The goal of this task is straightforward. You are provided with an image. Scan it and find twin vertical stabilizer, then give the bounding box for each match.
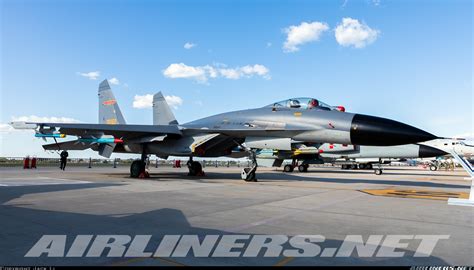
[98,80,126,125]
[153,92,178,125]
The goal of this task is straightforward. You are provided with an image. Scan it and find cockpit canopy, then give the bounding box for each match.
[266,97,334,111]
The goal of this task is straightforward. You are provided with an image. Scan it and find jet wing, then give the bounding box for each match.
[16,122,183,140]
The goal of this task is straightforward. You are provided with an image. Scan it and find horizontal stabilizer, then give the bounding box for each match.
[42,140,95,151]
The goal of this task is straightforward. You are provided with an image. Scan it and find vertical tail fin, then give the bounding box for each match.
[98,79,126,125]
[153,92,178,125]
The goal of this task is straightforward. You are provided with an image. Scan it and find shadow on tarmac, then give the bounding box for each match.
[119,170,471,190]
[0,183,450,266]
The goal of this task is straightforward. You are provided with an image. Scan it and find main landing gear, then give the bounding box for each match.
[341,163,382,175]
[241,150,257,182]
[130,148,149,178]
[187,156,205,176]
[283,159,309,173]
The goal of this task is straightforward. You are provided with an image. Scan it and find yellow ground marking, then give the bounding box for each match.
[274,256,294,266]
[293,112,302,117]
[360,189,469,201]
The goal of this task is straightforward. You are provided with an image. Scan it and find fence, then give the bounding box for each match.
[0,157,250,169]
[2,157,451,169]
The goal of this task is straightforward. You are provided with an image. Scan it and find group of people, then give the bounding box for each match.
[23,150,69,170]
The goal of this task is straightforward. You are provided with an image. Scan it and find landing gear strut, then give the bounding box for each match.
[241,150,257,182]
[374,159,383,175]
[130,148,148,178]
[187,156,205,176]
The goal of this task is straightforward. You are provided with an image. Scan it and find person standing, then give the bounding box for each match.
[60,150,69,171]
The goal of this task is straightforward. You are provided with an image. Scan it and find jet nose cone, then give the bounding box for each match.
[350,114,437,146]
[418,145,448,158]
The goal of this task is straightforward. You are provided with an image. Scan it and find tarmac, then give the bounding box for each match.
[0,165,473,266]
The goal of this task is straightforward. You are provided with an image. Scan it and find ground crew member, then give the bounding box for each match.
[60,150,69,171]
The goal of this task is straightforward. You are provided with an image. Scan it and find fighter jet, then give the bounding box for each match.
[11,80,438,181]
[254,142,449,175]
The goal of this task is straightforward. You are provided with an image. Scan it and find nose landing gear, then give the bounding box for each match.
[241,150,258,182]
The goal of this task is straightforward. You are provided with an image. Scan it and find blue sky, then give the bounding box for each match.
[1,0,472,158]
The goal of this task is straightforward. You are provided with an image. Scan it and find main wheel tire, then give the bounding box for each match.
[284,164,294,172]
[298,164,307,172]
[429,165,437,171]
[366,163,373,170]
[130,160,146,178]
[189,161,202,176]
[304,164,309,172]
[351,164,358,170]
[242,168,256,181]
[374,169,383,175]
[359,164,366,170]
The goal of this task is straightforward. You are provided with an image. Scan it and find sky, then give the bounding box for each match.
[0,0,472,158]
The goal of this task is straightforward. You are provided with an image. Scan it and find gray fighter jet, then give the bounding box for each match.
[11,80,438,181]
[254,142,448,175]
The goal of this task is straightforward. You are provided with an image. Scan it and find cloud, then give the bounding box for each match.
[109,77,120,85]
[133,94,154,109]
[77,71,100,80]
[184,42,197,49]
[372,0,381,6]
[335,18,379,48]
[133,94,183,109]
[165,95,183,109]
[283,21,329,52]
[163,63,209,82]
[0,123,15,133]
[266,42,272,48]
[163,63,270,83]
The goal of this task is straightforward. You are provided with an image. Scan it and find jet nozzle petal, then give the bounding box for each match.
[350,114,437,146]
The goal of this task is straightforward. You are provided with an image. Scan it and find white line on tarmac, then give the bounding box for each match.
[0,176,91,186]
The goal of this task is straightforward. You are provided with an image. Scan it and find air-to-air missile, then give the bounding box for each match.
[78,137,124,144]
[34,133,66,138]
